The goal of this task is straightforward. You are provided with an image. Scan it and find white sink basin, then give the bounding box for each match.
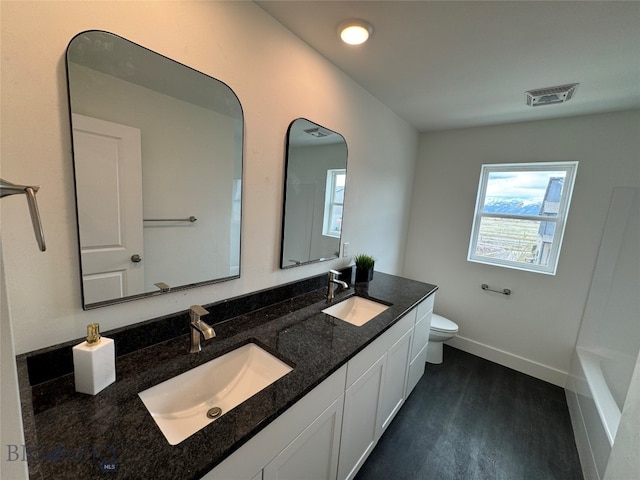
[322,296,390,327]
[139,343,293,445]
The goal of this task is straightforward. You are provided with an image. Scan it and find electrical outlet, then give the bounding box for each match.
[342,242,350,257]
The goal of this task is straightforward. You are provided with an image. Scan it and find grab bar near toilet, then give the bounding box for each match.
[481,283,511,295]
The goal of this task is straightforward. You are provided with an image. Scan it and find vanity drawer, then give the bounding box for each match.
[416,294,435,320]
[411,311,431,361]
[346,312,414,388]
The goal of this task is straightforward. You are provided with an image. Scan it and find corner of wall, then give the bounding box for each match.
[0,241,29,480]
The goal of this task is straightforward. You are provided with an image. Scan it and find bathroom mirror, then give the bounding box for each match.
[66,31,243,309]
[280,118,347,268]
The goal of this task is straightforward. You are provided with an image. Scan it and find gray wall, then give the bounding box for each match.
[404,110,640,385]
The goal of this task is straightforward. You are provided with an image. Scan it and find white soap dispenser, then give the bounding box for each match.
[72,323,115,395]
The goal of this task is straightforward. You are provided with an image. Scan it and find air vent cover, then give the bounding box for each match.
[526,83,579,107]
[304,127,331,138]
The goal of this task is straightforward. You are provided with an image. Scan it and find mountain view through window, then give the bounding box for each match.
[468,162,578,274]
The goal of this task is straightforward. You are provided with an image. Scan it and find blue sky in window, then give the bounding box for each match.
[486,171,566,200]
[484,171,567,215]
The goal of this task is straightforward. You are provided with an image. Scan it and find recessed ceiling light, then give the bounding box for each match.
[338,19,373,45]
[526,83,579,107]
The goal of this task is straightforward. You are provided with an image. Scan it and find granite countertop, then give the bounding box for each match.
[17,272,437,480]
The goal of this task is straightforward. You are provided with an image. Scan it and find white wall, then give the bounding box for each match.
[404,110,640,385]
[0,1,418,355]
[0,241,29,480]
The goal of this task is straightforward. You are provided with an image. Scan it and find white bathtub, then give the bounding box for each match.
[566,346,638,480]
[566,188,640,480]
[575,349,622,437]
[566,350,615,480]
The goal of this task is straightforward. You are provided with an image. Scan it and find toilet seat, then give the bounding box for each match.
[430,313,458,334]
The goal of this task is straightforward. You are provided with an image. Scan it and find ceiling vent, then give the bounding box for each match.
[304,127,331,138]
[526,83,579,107]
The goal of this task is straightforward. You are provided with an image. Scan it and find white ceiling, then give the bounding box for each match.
[257,1,640,132]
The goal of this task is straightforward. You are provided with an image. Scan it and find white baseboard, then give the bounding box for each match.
[446,335,568,387]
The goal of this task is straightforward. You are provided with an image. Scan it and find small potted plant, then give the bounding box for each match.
[354,253,375,283]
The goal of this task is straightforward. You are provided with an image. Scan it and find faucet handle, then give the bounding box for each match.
[329,269,341,277]
[189,305,209,321]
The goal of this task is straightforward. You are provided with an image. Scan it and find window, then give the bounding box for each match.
[323,169,345,238]
[468,162,578,275]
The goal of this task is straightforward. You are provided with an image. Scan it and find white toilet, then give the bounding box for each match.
[426,313,459,364]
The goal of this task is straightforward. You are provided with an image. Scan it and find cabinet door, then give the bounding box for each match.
[411,312,431,361]
[378,328,412,433]
[338,354,386,480]
[406,343,428,397]
[264,394,344,480]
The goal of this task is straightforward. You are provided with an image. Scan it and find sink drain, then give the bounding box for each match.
[207,407,222,419]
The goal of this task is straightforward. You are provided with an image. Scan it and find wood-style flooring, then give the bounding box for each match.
[355,345,583,480]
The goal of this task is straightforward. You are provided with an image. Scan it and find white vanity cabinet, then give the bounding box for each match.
[338,354,386,480]
[263,393,344,480]
[406,294,434,397]
[337,312,414,480]
[380,327,413,432]
[204,365,347,480]
[204,293,436,480]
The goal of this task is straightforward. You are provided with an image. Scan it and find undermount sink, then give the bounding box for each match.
[138,343,293,445]
[322,296,390,327]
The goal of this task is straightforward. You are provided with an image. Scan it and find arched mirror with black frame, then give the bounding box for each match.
[66,30,243,309]
[280,118,348,269]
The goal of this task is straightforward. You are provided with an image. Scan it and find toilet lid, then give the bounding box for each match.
[431,313,458,334]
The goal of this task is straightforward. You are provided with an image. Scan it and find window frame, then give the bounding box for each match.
[322,168,345,238]
[467,161,578,275]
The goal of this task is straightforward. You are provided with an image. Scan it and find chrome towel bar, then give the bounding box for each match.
[143,216,197,223]
[481,283,511,295]
[0,178,46,251]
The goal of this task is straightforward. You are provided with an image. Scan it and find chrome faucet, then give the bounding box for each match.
[189,305,215,353]
[327,269,349,302]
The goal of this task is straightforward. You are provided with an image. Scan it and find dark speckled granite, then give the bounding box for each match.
[17,272,437,480]
[25,268,353,387]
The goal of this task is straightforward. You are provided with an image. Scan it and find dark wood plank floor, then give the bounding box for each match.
[355,346,583,480]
